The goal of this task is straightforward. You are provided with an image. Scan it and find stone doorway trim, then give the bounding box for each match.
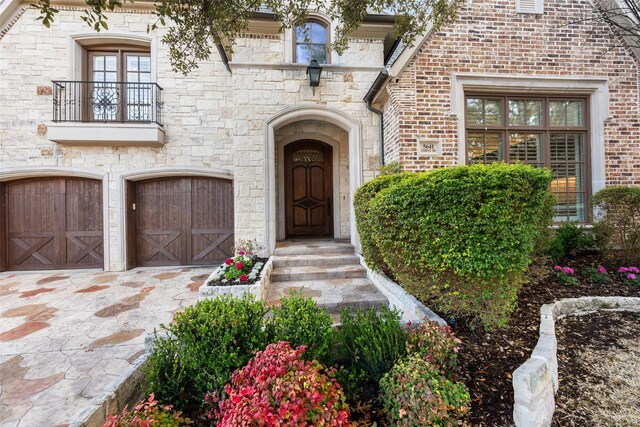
[278,134,342,241]
[265,105,362,255]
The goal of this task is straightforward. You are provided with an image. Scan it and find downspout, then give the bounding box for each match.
[215,42,231,73]
[363,68,389,166]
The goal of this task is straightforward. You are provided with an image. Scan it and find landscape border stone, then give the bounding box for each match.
[70,352,149,427]
[513,296,640,427]
[357,254,446,325]
[198,257,273,301]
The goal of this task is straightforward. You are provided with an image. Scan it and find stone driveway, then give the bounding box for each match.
[0,268,210,427]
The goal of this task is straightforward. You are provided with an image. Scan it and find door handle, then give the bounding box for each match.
[326,197,331,216]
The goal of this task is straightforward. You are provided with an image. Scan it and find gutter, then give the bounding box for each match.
[363,68,389,166]
[215,42,231,73]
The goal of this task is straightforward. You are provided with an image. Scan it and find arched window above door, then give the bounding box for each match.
[294,20,329,64]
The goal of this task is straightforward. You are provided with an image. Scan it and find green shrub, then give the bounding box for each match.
[354,173,411,271]
[379,160,402,176]
[265,293,333,363]
[144,294,268,412]
[547,221,597,261]
[592,186,640,262]
[369,163,553,329]
[405,321,461,372]
[379,355,470,427]
[333,307,406,393]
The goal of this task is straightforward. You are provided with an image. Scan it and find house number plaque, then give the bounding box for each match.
[418,139,441,156]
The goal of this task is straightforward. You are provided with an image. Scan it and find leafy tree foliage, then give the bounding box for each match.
[34,0,457,74]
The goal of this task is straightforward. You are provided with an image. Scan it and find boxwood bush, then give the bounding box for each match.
[353,172,411,271]
[144,294,268,412]
[366,163,553,329]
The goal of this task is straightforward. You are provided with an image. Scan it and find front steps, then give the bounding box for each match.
[266,240,388,315]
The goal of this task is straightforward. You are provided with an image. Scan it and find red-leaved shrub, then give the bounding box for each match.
[215,341,350,426]
[103,393,191,427]
[405,321,461,371]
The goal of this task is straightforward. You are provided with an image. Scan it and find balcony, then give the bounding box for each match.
[48,81,165,146]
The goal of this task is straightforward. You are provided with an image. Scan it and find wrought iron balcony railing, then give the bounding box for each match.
[52,81,163,126]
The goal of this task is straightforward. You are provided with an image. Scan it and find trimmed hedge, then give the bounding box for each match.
[353,172,411,271]
[592,185,640,262]
[360,163,552,329]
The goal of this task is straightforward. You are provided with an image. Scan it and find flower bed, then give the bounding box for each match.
[137,294,469,427]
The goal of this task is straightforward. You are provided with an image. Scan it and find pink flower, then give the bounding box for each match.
[597,265,607,274]
[619,267,629,273]
[628,273,637,280]
[238,250,245,255]
[225,258,234,265]
[553,265,562,271]
[562,267,575,275]
[239,275,248,282]
[235,262,244,270]
[628,266,640,274]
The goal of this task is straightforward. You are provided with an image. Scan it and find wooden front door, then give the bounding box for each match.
[285,141,333,237]
[131,177,234,267]
[3,177,104,271]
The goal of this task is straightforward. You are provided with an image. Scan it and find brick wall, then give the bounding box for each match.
[383,0,640,185]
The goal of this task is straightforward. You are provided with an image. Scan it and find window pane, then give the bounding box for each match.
[127,56,138,71]
[311,22,327,43]
[466,132,503,164]
[296,44,311,63]
[566,101,583,126]
[93,56,104,71]
[93,71,103,82]
[127,72,139,83]
[105,72,117,82]
[139,73,151,83]
[549,100,565,126]
[140,56,151,72]
[311,44,327,63]
[526,100,542,126]
[296,24,310,42]
[466,98,483,125]
[550,133,585,221]
[105,55,117,71]
[509,100,526,126]
[484,99,502,125]
[509,133,543,165]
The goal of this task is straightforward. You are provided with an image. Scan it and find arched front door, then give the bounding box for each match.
[284,140,333,237]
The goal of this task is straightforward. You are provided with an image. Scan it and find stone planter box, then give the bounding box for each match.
[199,257,273,301]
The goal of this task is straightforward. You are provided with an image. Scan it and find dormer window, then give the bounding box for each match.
[295,20,329,64]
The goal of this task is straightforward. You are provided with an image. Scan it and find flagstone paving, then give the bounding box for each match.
[0,268,209,427]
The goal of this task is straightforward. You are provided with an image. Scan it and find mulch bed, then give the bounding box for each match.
[552,310,640,426]
[447,254,640,426]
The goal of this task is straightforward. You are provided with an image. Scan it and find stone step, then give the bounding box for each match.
[266,278,388,315]
[274,241,355,256]
[270,264,367,282]
[273,254,361,268]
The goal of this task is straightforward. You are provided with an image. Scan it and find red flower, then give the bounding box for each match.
[239,275,248,282]
[235,262,244,269]
[225,258,233,265]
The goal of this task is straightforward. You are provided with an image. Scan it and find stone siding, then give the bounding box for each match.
[0,7,383,270]
[383,0,640,186]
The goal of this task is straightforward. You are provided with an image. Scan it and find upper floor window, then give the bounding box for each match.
[295,20,329,64]
[465,94,590,223]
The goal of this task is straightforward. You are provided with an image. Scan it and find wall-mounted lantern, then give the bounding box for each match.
[306,59,323,93]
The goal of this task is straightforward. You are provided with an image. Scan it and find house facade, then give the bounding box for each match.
[1,0,638,272]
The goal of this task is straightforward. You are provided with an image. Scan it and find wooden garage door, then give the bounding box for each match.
[132,177,234,267]
[3,177,103,271]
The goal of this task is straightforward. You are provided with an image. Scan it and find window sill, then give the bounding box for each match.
[48,122,165,147]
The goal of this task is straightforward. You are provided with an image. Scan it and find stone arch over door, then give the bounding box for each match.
[264,105,362,255]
